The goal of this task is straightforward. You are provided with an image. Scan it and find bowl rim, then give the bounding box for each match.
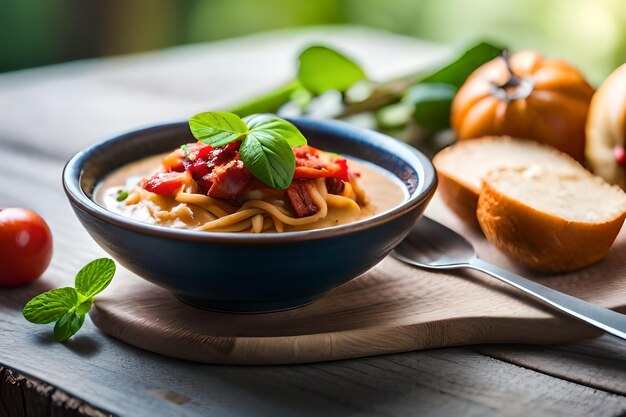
[63,117,437,243]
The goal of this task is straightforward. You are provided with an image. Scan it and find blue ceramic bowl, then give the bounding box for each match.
[63,118,437,312]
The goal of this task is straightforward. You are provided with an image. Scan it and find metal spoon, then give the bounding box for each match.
[392,216,626,340]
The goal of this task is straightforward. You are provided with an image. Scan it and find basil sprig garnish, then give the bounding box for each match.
[23,258,116,342]
[188,112,306,190]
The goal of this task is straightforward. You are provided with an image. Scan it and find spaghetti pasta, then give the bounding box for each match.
[97,143,406,233]
[168,178,333,232]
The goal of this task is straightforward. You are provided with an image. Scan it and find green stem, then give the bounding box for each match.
[231,71,426,120]
[229,80,301,117]
[338,75,419,117]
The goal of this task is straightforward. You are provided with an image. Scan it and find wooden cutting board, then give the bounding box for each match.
[90,196,626,364]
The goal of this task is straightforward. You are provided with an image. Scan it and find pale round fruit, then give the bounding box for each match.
[585,64,626,190]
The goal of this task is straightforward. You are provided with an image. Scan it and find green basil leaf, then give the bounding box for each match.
[54,311,85,342]
[243,114,307,147]
[406,83,457,133]
[189,112,248,147]
[23,287,78,324]
[240,133,295,190]
[75,258,116,298]
[421,41,503,88]
[298,45,366,95]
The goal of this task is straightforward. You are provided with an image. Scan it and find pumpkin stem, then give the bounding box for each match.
[499,49,520,89]
[490,49,534,102]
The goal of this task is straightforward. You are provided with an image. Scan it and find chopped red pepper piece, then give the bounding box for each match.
[161,149,186,172]
[194,143,215,161]
[293,145,350,182]
[142,172,188,196]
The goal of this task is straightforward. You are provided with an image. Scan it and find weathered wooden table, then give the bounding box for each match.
[0,27,624,417]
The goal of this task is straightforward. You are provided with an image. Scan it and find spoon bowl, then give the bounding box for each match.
[393,216,475,267]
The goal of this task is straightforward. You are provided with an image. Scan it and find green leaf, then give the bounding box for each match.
[75,258,116,298]
[406,83,458,133]
[116,189,128,202]
[230,80,301,117]
[54,311,85,342]
[243,114,307,147]
[298,45,366,95]
[189,112,248,147]
[76,298,93,316]
[290,87,313,110]
[421,41,503,88]
[377,102,413,129]
[23,287,78,324]
[240,132,295,190]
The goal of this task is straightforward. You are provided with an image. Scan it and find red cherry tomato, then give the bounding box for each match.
[0,208,53,287]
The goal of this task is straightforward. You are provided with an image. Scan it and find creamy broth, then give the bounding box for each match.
[95,153,407,232]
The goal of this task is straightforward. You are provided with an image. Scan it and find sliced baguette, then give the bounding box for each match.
[477,167,626,272]
[433,136,587,225]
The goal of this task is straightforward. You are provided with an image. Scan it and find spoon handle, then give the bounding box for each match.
[468,258,626,340]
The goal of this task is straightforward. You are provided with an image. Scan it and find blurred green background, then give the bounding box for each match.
[2,0,624,83]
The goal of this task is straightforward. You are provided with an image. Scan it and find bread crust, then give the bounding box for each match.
[436,169,480,227]
[477,171,626,272]
[434,136,585,228]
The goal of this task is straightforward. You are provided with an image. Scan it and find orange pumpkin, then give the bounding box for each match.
[451,50,594,162]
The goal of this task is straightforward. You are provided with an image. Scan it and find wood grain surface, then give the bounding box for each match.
[0,27,625,417]
[475,335,626,396]
[89,196,626,364]
[0,366,112,417]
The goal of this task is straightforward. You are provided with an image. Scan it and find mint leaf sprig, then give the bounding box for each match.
[188,112,307,190]
[23,258,116,342]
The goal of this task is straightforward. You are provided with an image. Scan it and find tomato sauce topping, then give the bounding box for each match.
[142,142,352,215]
